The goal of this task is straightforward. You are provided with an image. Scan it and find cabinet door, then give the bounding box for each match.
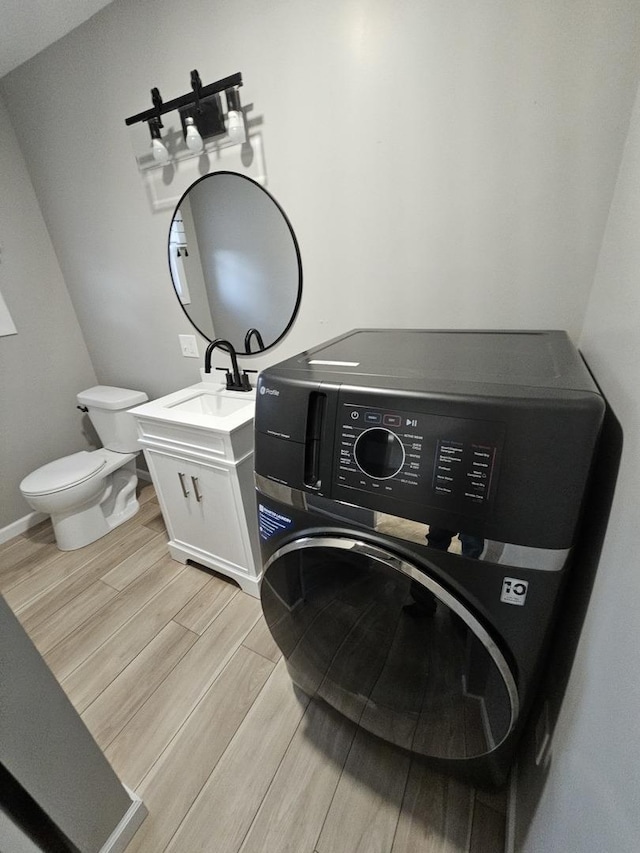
[147,450,248,569]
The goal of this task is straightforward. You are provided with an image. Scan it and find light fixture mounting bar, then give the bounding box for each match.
[124,72,243,127]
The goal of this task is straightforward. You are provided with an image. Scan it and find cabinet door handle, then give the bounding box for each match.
[178,472,190,498]
[191,476,203,503]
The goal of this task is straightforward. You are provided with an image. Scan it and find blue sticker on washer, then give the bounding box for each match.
[258,504,294,540]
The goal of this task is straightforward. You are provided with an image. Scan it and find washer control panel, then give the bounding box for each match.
[335,401,504,515]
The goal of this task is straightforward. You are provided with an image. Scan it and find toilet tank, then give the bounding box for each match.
[77,386,148,453]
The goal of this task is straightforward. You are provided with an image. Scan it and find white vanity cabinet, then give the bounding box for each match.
[145,451,249,569]
[130,384,261,597]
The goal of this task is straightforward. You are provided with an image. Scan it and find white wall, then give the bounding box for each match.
[0,93,97,531]
[2,0,640,404]
[517,78,640,853]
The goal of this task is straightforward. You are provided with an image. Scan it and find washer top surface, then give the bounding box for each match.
[282,329,598,396]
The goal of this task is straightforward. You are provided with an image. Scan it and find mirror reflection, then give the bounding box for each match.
[168,171,302,354]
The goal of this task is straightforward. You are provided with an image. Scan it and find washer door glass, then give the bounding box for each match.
[261,535,518,760]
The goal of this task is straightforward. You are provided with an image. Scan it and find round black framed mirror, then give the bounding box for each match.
[168,171,302,354]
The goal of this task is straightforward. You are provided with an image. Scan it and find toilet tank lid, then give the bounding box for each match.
[77,386,148,410]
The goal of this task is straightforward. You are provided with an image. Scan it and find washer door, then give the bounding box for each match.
[261,534,519,760]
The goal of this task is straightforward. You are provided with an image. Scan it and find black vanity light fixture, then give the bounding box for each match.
[125,70,245,164]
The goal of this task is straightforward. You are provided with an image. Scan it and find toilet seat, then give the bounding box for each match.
[20,452,107,496]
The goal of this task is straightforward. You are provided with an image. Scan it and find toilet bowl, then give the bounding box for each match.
[19,386,148,551]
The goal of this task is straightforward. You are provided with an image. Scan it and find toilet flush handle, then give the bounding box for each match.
[77,405,89,413]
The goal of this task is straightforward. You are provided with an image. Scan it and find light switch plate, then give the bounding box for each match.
[179,334,199,358]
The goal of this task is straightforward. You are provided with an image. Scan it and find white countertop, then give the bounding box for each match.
[129,382,256,434]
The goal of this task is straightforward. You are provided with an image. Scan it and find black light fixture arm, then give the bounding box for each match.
[191,70,202,114]
[151,87,163,117]
[124,71,243,127]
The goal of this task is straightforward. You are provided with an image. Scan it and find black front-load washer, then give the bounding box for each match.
[254,329,604,787]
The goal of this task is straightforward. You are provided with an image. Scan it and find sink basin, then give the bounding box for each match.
[128,381,255,435]
[167,392,252,417]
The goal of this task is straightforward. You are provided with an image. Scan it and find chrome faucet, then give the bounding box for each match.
[204,338,253,391]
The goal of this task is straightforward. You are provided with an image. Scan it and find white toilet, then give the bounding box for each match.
[20,386,148,551]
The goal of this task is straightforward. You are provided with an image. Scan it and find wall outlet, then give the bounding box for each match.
[179,334,199,358]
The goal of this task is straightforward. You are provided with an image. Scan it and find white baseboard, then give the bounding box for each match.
[0,511,48,545]
[505,763,517,853]
[99,786,147,853]
[136,467,152,483]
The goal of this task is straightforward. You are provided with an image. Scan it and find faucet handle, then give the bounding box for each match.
[241,369,257,390]
[215,367,233,389]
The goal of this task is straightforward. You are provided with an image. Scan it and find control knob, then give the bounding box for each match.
[353,427,405,479]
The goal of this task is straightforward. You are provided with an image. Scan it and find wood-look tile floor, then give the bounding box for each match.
[0,484,507,853]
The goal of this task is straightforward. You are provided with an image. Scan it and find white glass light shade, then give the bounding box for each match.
[185,116,204,153]
[151,137,170,164]
[226,110,246,145]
